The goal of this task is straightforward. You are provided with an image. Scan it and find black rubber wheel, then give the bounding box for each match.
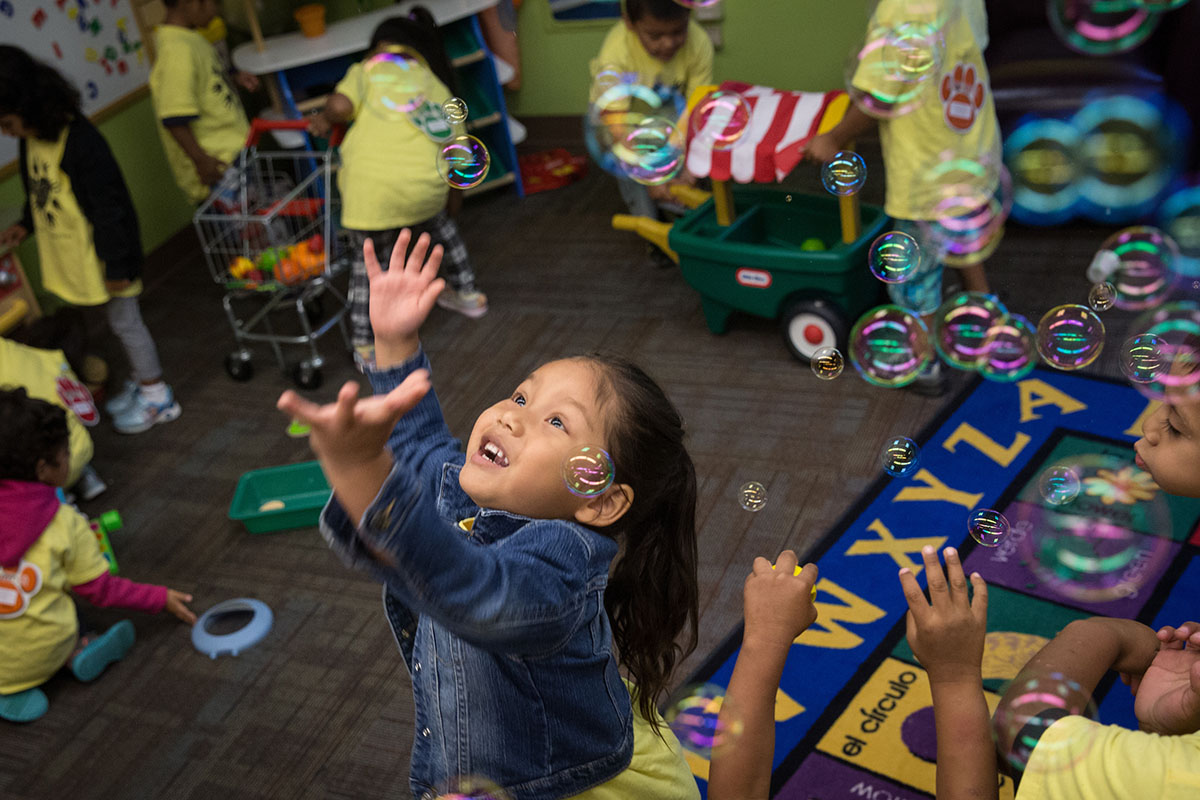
[292,362,323,390]
[779,297,849,363]
[224,353,254,382]
[302,296,324,327]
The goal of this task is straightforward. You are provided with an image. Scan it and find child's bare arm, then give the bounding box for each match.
[309,92,354,137]
[806,104,877,164]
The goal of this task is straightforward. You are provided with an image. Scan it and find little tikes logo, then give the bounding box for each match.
[56,375,99,426]
[735,268,772,288]
[941,62,985,133]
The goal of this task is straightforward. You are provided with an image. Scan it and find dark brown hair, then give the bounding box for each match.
[0,387,69,481]
[0,46,80,140]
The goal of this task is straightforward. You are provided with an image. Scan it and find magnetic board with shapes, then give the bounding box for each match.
[0,0,150,176]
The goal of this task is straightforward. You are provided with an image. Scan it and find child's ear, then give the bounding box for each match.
[33,457,53,484]
[575,484,634,528]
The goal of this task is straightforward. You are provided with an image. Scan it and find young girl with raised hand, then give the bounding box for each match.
[278,231,702,799]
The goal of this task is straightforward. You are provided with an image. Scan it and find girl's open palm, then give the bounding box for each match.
[365,230,445,346]
[1133,625,1200,735]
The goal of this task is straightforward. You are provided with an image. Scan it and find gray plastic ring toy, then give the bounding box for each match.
[191,598,273,659]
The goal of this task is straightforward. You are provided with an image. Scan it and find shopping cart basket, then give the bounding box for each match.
[194,118,350,389]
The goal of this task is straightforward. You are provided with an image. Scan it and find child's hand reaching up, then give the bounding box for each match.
[899,545,988,685]
[364,229,445,368]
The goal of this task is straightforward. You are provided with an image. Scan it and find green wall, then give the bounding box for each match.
[509,0,869,117]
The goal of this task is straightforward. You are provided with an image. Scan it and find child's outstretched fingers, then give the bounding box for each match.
[921,545,950,609]
[387,228,414,273]
[277,389,324,424]
[1158,622,1200,649]
[166,589,197,626]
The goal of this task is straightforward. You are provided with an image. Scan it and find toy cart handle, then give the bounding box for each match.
[245,117,346,148]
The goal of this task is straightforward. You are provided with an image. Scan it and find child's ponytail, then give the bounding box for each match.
[369,7,459,96]
[585,354,700,729]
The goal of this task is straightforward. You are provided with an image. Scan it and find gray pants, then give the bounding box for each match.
[105,296,162,383]
[617,176,659,219]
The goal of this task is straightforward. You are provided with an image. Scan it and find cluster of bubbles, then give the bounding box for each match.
[434,776,513,800]
[992,672,1099,774]
[821,151,868,196]
[665,683,744,759]
[738,481,768,512]
[561,446,615,497]
[882,436,921,477]
[968,508,1010,547]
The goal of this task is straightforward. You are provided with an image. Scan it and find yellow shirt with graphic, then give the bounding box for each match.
[334,61,455,230]
[0,504,110,694]
[150,24,249,203]
[1018,716,1200,800]
[24,129,143,306]
[591,19,714,106]
[852,0,999,221]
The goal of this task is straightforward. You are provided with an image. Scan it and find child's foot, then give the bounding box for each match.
[0,687,49,723]
[111,384,182,434]
[436,287,489,319]
[73,464,108,501]
[70,620,135,683]
[103,379,139,416]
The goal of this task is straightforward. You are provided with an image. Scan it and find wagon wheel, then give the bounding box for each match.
[780,297,848,363]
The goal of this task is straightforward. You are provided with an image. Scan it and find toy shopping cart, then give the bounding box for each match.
[194,118,349,389]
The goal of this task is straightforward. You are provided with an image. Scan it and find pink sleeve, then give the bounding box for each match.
[71,572,168,614]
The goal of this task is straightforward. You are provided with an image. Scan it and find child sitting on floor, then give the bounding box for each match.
[0,388,196,724]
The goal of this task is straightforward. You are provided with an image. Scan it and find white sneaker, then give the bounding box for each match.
[436,287,489,319]
[112,386,182,434]
[74,465,108,501]
[104,380,139,415]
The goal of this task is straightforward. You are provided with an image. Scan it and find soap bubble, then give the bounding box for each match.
[562,446,614,497]
[1121,333,1168,384]
[844,13,945,119]
[1088,281,1116,312]
[586,81,685,185]
[434,776,512,800]
[1048,0,1158,56]
[868,231,921,284]
[689,90,751,151]
[933,292,1009,370]
[916,153,1012,267]
[666,683,744,759]
[1039,467,1081,506]
[1134,0,1191,8]
[977,313,1038,383]
[1036,304,1106,371]
[442,97,468,123]
[613,116,685,186]
[1157,185,1200,293]
[1126,303,1200,403]
[850,305,933,387]
[992,672,1099,775]
[738,481,767,512]
[822,151,867,196]
[1093,226,1180,311]
[811,346,845,381]
[363,49,428,118]
[672,0,722,7]
[882,436,921,477]
[588,63,628,103]
[437,135,490,189]
[969,508,1009,547]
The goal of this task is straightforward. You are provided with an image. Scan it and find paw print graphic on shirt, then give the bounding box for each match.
[0,561,43,619]
[941,62,985,133]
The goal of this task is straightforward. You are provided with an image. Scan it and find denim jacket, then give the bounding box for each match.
[320,349,634,800]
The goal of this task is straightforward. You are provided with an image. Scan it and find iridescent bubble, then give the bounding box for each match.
[588,63,627,104]
[882,436,921,477]
[434,775,513,800]
[1048,0,1158,55]
[881,21,941,81]
[689,90,751,151]
[585,81,683,184]
[1126,302,1200,403]
[738,481,767,512]
[1157,184,1200,292]
[672,0,723,7]
[1121,333,1167,384]
[1036,304,1106,371]
[562,446,615,497]
[868,231,921,284]
[613,115,685,186]
[844,13,946,119]
[1088,281,1116,312]
[916,153,1012,267]
[1038,466,1081,506]
[934,291,1009,370]
[437,135,490,189]
[977,313,1038,383]
[442,96,468,123]
[811,346,845,381]
[822,151,867,196]
[1094,226,1180,311]
[849,305,933,388]
[1134,0,1190,8]
[363,49,428,119]
[666,683,744,759]
[969,508,1009,547]
[992,672,1099,775]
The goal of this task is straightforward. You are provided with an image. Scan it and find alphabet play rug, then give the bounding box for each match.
[682,369,1200,800]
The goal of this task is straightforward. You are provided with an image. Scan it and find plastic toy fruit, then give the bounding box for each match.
[257,247,285,273]
[306,233,324,254]
[230,256,255,278]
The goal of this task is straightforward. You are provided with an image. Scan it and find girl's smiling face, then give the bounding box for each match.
[1135,398,1200,498]
[459,359,631,524]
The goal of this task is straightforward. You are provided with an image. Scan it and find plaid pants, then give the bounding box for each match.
[346,211,477,348]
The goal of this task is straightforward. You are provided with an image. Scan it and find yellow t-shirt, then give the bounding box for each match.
[590,19,714,106]
[149,24,249,204]
[24,129,142,306]
[0,339,95,487]
[853,0,999,221]
[0,504,110,694]
[567,681,701,800]
[335,61,455,230]
[1018,716,1200,800]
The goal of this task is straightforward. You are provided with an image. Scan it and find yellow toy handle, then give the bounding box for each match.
[611,214,679,263]
[770,561,819,599]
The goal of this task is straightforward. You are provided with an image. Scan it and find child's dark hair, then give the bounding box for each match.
[584,353,699,729]
[369,7,459,95]
[0,46,80,140]
[626,0,690,23]
[0,387,69,482]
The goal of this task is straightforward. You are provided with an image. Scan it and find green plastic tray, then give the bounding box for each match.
[229,461,332,533]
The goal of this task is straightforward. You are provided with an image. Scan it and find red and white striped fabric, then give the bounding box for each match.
[685,81,843,184]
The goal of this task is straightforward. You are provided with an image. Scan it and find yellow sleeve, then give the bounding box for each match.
[58,507,111,587]
[684,21,714,101]
[592,22,630,74]
[335,61,365,119]
[152,39,201,120]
